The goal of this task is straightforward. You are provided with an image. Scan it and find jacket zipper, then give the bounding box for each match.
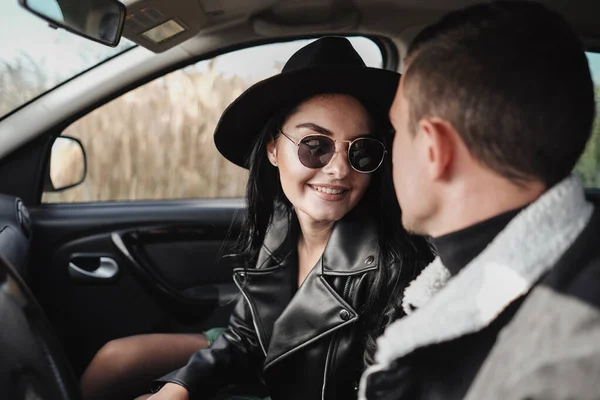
[233,273,268,357]
[321,276,353,399]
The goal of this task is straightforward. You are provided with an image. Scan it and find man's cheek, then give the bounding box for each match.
[392,139,403,168]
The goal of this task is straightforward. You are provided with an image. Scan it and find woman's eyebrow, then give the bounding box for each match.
[295,122,332,136]
[295,122,374,139]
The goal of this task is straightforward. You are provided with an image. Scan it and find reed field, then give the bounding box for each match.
[2,54,600,203]
[42,63,252,203]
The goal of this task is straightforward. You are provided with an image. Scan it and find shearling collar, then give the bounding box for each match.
[359,175,594,399]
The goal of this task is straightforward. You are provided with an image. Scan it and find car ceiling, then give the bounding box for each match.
[121,0,600,51]
[1,0,599,161]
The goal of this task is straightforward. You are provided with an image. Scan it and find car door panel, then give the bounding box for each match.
[29,199,243,377]
[112,225,239,308]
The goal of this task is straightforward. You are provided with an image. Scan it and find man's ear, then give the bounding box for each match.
[266,137,278,167]
[418,117,455,180]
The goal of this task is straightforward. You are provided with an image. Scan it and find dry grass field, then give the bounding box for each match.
[2,52,599,204]
[42,64,251,203]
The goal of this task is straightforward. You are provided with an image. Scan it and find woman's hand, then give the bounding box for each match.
[146,383,190,400]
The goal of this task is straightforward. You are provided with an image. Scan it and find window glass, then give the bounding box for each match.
[0,0,134,120]
[574,52,600,187]
[42,37,384,203]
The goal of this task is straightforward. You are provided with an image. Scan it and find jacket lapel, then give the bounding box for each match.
[263,207,380,370]
[263,265,359,369]
[359,175,594,399]
[233,205,297,355]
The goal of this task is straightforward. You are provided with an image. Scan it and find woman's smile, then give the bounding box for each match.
[308,183,350,201]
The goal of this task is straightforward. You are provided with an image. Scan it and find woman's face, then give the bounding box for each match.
[267,94,374,226]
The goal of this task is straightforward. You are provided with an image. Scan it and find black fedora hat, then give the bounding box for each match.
[214,36,400,169]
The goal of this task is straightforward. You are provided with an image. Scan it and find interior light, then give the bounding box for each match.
[142,19,185,44]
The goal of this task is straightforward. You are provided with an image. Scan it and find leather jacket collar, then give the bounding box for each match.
[233,203,380,369]
[255,202,380,275]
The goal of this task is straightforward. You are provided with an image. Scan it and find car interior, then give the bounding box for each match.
[1,0,600,399]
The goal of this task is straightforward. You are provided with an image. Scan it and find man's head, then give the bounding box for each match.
[391,0,595,235]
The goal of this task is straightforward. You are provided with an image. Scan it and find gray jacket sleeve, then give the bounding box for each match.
[465,285,600,400]
[497,352,600,400]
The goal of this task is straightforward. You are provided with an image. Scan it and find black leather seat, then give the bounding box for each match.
[0,257,80,400]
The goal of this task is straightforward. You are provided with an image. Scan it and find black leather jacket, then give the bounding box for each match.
[159,207,400,400]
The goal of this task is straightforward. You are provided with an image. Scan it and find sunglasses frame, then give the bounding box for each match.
[278,130,386,174]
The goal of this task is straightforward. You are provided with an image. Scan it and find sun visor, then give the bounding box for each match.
[122,0,208,53]
[253,10,359,37]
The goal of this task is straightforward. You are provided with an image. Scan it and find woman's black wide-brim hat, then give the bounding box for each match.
[214,36,400,169]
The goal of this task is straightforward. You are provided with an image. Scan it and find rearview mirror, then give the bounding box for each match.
[45,136,87,192]
[18,0,126,47]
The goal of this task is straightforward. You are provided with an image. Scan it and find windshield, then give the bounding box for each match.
[0,0,135,120]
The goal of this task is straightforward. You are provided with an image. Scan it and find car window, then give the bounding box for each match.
[574,52,600,187]
[42,37,384,203]
[0,0,135,121]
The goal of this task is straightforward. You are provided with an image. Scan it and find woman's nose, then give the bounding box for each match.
[322,143,351,178]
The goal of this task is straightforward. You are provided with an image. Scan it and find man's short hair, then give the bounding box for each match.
[404,1,595,186]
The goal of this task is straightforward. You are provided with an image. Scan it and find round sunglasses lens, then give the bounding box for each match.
[298,136,335,168]
[349,139,385,172]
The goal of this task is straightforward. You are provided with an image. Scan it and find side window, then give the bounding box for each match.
[574,52,600,187]
[43,37,384,203]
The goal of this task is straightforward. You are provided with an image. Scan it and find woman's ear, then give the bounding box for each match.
[266,137,278,167]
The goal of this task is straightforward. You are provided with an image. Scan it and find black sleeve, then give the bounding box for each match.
[364,359,420,400]
[155,294,265,399]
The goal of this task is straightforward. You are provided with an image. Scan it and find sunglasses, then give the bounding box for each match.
[278,130,386,173]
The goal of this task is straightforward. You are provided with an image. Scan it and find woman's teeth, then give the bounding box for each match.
[312,186,347,195]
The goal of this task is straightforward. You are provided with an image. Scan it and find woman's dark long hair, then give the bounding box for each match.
[233,94,434,366]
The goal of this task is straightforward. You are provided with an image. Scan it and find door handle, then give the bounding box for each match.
[69,257,119,282]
